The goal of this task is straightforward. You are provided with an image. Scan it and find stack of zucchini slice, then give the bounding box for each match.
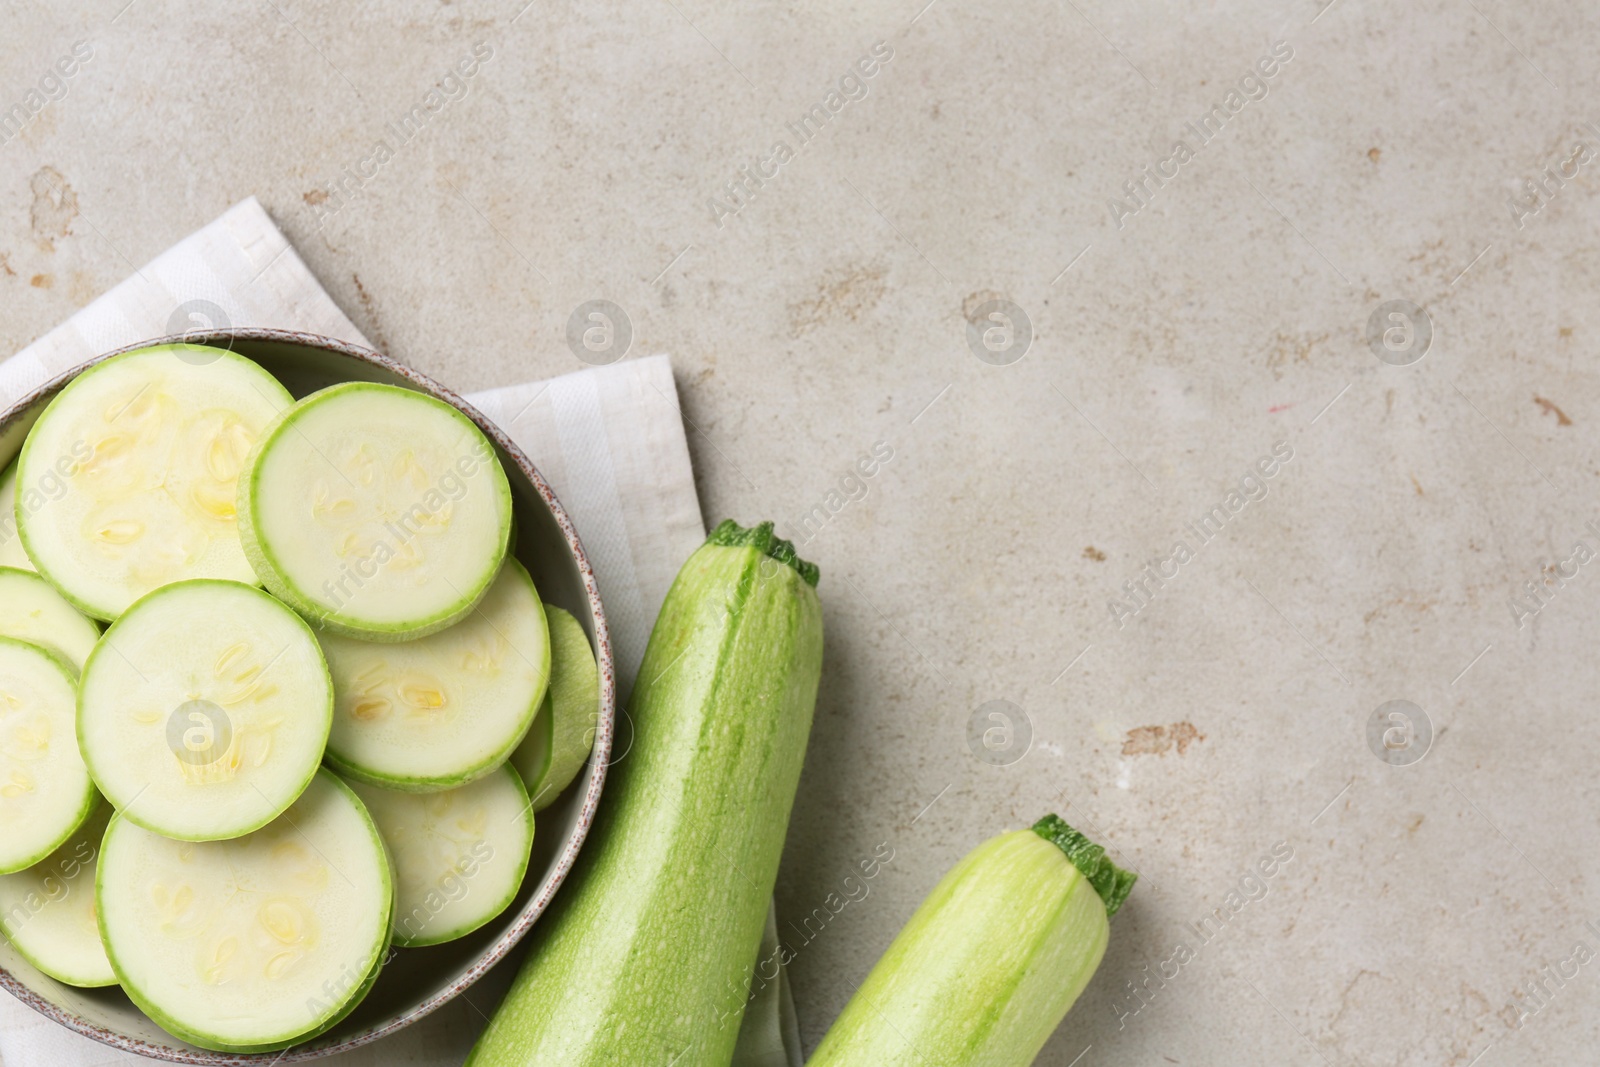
[0,344,598,1052]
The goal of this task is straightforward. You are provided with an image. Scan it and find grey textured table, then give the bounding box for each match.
[4,2,1599,1064]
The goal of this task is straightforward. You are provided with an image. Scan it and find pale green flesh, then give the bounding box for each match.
[77,579,332,842]
[239,382,512,641]
[190,939,390,1054]
[15,345,293,621]
[509,604,598,812]
[467,535,825,1067]
[169,880,398,1055]
[807,830,1111,1067]
[96,770,393,1051]
[0,463,33,570]
[0,638,94,875]
[0,566,100,667]
[346,764,533,947]
[0,800,114,987]
[322,558,549,791]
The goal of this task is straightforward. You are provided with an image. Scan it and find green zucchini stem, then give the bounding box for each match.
[708,519,820,588]
[1031,814,1137,917]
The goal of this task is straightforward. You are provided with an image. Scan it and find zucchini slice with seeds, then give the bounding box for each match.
[96,770,393,1052]
[0,566,99,668]
[0,637,94,875]
[321,558,549,792]
[238,382,513,641]
[0,800,114,987]
[16,344,293,620]
[346,764,533,948]
[77,579,332,842]
[0,462,32,570]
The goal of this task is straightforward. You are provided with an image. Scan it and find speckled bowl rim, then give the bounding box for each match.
[0,328,616,1063]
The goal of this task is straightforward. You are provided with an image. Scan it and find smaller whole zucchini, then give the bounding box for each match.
[807,815,1135,1067]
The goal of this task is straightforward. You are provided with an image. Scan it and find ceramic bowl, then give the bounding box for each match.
[0,328,615,1063]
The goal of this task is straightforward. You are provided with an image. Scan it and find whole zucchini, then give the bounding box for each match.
[468,520,823,1067]
[807,815,1135,1067]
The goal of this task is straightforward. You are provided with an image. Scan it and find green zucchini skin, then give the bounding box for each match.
[467,521,823,1067]
[806,817,1134,1067]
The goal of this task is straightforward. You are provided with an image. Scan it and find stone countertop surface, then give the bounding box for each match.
[4,1,1599,1064]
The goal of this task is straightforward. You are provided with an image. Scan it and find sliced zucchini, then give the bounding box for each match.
[15,345,294,621]
[0,566,100,668]
[0,638,94,874]
[510,604,599,812]
[0,462,33,570]
[96,770,393,1052]
[0,800,114,987]
[238,382,513,641]
[77,579,332,842]
[346,764,533,948]
[322,558,549,792]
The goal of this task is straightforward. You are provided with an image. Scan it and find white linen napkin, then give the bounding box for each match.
[0,198,802,1067]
